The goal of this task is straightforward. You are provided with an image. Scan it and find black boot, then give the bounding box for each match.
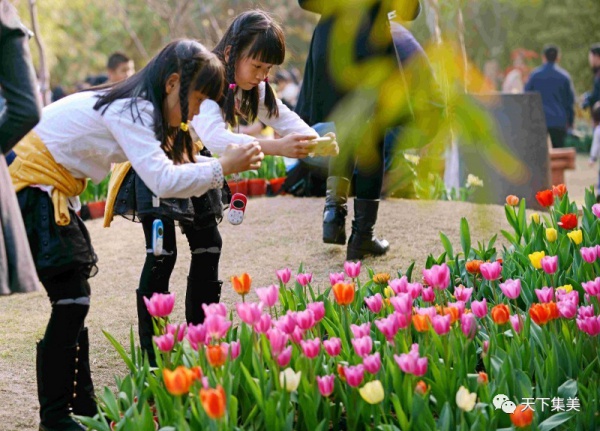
[37,341,85,431]
[71,328,96,417]
[186,278,223,325]
[346,199,390,260]
[136,289,165,367]
[323,177,350,245]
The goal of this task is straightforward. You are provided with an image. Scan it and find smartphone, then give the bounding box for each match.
[152,219,164,256]
[308,135,335,156]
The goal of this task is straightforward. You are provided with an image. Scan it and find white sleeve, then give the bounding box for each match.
[256,83,316,137]
[591,127,600,160]
[103,100,223,199]
[190,99,254,156]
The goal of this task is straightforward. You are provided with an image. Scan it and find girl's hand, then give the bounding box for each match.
[277,133,318,158]
[219,142,264,175]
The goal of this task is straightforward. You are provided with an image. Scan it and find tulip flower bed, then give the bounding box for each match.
[81,186,600,431]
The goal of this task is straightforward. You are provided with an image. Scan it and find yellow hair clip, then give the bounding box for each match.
[180,122,189,132]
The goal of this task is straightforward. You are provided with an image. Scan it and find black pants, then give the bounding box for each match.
[548,127,567,149]
[138,217,222,295]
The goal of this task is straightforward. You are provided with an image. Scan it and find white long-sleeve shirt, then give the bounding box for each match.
[191,82,315,156]
[34,91,223,199]
[590,126,600,161]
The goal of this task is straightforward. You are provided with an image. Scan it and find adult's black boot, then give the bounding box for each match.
[323,176,350,245]
[346,199,390,260]
[71,328,96,417]
[185,278,223,325]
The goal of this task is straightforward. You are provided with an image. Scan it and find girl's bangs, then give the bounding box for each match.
[195,58,225,102]
[245,28,285,65]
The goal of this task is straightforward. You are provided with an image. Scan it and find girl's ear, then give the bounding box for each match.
[224,45,231,63]
[165,73,181,94]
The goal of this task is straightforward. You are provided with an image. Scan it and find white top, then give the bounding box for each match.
[34,91,223,199]
[590,125,600,161]
[190,82,314,155]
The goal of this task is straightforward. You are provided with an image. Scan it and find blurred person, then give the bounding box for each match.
[524,45,575,148]
[106,51,134,84]
[583,44,600,113]
[587,102,600,201]
[274,69,299,109]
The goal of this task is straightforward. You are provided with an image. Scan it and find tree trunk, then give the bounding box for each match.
[27,0,50,106]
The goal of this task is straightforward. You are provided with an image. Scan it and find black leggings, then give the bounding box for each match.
[138,217,222,295]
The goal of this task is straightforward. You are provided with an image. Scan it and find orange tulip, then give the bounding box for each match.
[206,344,227,367]
[200,385,227,419]
[231,273,251,296]
[491,304,510,325]
[415,380,428,395]
[465,260,483,275]
[477,372,488,385]
[413,314,430,332]
[337,363,346,381]
[332,282,355,306]
[506,195,519,206]
[372,273,391,284]
[552,184,567,198]
[529,303,552,326]
[441,306,460,324]
[163,366,195,396]
[510,404,534,428]
[191,366,203,381]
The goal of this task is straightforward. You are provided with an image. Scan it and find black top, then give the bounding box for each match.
[0,0,41,154]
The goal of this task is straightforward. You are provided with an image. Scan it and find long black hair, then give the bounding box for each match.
[94,39,224,164]
[213,10,285,126]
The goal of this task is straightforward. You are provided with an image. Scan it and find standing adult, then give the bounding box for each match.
[295,0,421,260]
[524,45,575,148]
[0,0,42,295]
[583,44,600,113]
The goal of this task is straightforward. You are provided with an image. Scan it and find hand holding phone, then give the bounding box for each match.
[308,134,339,157]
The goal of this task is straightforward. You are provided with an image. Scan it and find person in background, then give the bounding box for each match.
[587,102,600,201]
[106,51,135,84]
[583,44,600,113]
[0,0,42,296]
[274,69,299,109]
[524,45,575,148]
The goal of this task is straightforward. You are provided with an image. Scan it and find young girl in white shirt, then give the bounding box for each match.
[9,40,262,431]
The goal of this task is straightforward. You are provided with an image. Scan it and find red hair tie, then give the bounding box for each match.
[264,77,269,83]
[229,83,237,90]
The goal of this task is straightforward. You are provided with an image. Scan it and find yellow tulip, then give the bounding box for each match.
[557,284,573,293]
[359,380,385,404]
[383,286,395,298]
[456,386,477,412]
[545,228,557,243]
[530,213,540,224]
[528,251,546,269]
[567,229,583,245]
[279,368,301,392]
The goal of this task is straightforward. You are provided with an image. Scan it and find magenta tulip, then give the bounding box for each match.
[256,284,279,307]
[578,305,595,319]
[390,293,413,315]
[454,285,473,302]
[296,273,313,287]
[153,333,175,352]
[253,314,272,334]
[363,352,381,374]
[344,261,361,278]
[422,263,450,289]
[276,346,292,367]
[295,309,316,330]
[364,293,383,313]
[351,336,373,358]
[329,272,345,286]
[431,314,451,335]
[236,302,263,326]
[480,261,502,281]
[344,365,365,387]
[290,326,305,344]
[166,323,187,342]
[499,279,521,299]
[187,323,207,350]
[421,286,435,302]
[460,313,477,339]
[276,268,291,284]
[407,282,423,299]
[202,302,227,318]
[577,316,600,336]
[535,287,554,303]
[582,278,600,296]
[593,204,600,218]
[204,314,231,340]
[394,344,427,376]
[144,292,175,318]
[541,256,558,274]
[229,340,241,359]
[323,337,342,357]
[558,301,577,319]
[581,247,598,263]
[317,375,335,397]
[471,299,488,318]
[509,314,523,333]
[267,328,289,356]
[300,338,321,359]
[275,312,297,334]
[389,276,408,294]
[350,323,371,339]
[307,302,326,321]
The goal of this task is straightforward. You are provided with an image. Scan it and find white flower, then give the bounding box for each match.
[466,174,483,188]
[279,368,301,392]
[456,386,477,412]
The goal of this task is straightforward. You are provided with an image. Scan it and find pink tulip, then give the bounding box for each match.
[187,323,207,350]
[578,305,596,319]
[421,286,435,302]
[364,293,383,313]
[317,375,335,397]
[541,256,558,275]
[454,286,473,302]
[577,316,600,336]
[431,314,451,335]
[267,328,289,356]
[295,309,316,330]
[329,272,345,286]
[363,352,381,374]
[407,282,423,299]
[415,306,437,318]
[275,312,297,334]
[480,261,502,281]
[499,279,521,299]
[350,323,371,339]
[229,340,241,359]
[375,315,399,342]
[558,301,577,319]
[276,346,292,367]
[582,278,600,296]
[296,273,313,287]
[510,314,523,333]
[153,333,175,352]
[166,323,187,342]
[592,203,600,218]
[300,338,321,359]
[236,302,263,326]
[389,277,408,294]
[323,337,342,357]
[394,344,427,376]
[351,336,373,358]
[460,313,477,338]
[581,247,598,263]
[483,340,489,355]
[204,314,231,340]
[307,302,326,321]
[276,268,291,284]
[390,293,413,315]
[253,314,272,334]
[344,261,361,278]
[290,326,305,344]
[394,311,412,329]
[535,287,554,303]
[596,244,600,258]
[343,364,365,387]
[448,301,466,317]
[256,284,279,307]
[144,292,175,318]
[422,263,450,290]
[471,299,488,318]
[557,289,579,304]
[202,302,227,318]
